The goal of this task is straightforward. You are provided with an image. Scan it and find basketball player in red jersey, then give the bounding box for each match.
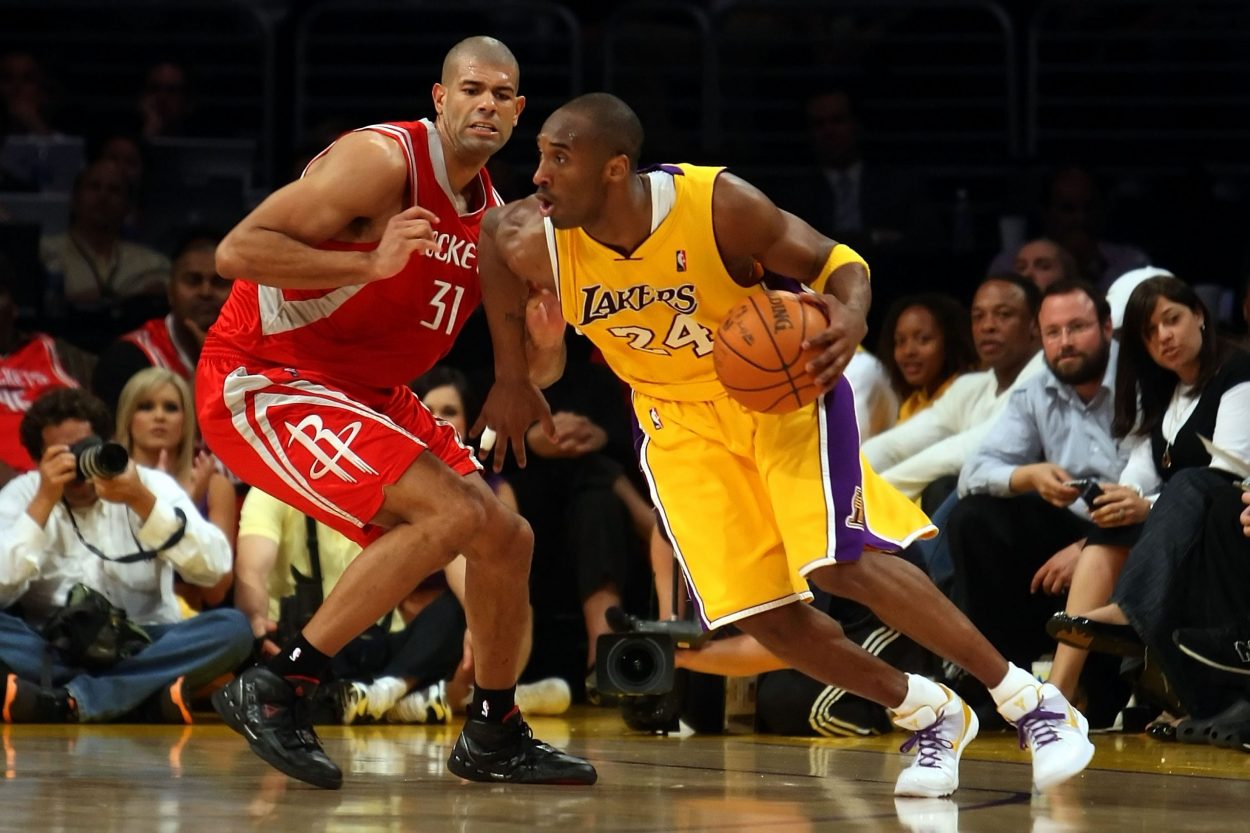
[195,37,595,790]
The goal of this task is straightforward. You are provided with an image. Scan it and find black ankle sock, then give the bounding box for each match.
[267,634,332,691]
[471,685,516,723]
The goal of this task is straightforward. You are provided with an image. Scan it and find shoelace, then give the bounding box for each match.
[899,710,954,768]
[1015,704,1065,750]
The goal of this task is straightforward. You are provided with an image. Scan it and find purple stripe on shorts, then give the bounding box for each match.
[819,376,901,559]
[821,376,867,563]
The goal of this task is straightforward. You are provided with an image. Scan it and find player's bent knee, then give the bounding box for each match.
[736,602,806,645]
[432,482,490,546]
[471,503,534,570]
[809,561,869,598]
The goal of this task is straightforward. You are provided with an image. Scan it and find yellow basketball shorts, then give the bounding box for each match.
[634,376,935,630]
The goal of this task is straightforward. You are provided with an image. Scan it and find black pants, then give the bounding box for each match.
[947,493,1092,669]
[330,589,465,687]
[1116,469,1250,715]
[755,592,934,737]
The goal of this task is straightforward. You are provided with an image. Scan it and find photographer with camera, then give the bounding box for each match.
[0,388,251,723]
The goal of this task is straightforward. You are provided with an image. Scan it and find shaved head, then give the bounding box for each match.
[441,36,519,87]
[555,92,644,167]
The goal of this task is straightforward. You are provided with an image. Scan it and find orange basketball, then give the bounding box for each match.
[713,290,828,414]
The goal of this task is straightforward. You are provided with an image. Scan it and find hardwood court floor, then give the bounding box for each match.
[2,707,1247,832]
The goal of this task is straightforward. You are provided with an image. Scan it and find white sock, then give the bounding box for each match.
[891,673,950,715]
[987,663,1038,707]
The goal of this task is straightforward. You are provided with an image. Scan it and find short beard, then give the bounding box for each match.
[1050,344,1109,386]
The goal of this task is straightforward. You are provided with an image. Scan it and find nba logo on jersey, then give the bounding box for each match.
[675,250,687,272]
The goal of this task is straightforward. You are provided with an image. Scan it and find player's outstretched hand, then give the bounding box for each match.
[472,377,557,472]
[799,293,867,391]
[369,205,441,280]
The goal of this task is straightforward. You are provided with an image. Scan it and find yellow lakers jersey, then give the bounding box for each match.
[548,164,755,401]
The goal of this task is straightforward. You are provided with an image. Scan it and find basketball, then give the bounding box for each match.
[713,290,828,414]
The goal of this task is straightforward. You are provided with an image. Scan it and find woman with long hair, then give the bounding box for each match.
[116,367,236,608]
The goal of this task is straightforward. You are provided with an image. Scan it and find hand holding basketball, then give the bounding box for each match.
[713,290,829,413]
[799,292,867,389]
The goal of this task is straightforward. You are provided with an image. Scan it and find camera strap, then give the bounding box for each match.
[305,514,324,588]
[62,500,187,564]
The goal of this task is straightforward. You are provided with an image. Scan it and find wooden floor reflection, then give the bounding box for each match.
[2,707,1247,832]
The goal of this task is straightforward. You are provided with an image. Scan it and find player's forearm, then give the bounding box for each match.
[217,227,377,289]
[477,229,534,382]
[823,260,871,320]
[481,281,532,382]
[674,634,790,676]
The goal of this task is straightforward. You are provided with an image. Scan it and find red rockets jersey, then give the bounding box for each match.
[0,333,80,470]
[121,314,193,379]
[204,119,502,391]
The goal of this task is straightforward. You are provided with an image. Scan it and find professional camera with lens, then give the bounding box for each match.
[596,615,710,697]
[69,435,129,481]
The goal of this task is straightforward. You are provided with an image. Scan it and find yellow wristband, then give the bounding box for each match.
[810,243,869,293]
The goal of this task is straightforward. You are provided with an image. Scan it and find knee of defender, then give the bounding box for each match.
[501,513,534,569]
[443,488,490,544]
[475,506,534,573]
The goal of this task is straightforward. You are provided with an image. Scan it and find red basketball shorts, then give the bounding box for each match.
[197,352,480,546]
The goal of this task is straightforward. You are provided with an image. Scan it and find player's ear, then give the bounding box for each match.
[512,95,526,124]
[432,82,446,115]
[605,154,630,182]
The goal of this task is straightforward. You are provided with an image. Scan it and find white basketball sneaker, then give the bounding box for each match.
[385,680,452,725]
[893,684,979,798]
[340,676,409,724]
[516,677,572,716]
[998,682,1095,791]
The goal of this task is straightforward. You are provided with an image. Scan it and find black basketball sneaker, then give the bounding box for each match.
[212,666,343,790]
[448,707,598,785]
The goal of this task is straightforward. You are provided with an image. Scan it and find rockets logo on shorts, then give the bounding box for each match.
[285,414,378,483]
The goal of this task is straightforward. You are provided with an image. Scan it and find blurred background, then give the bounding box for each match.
[3,0,1249,342]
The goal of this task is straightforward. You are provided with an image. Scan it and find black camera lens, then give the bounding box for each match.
[604,636,668,694]
[69,435,130,481]
[617,644,660,686]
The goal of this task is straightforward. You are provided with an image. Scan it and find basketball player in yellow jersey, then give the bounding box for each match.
[476,93,1094,797]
